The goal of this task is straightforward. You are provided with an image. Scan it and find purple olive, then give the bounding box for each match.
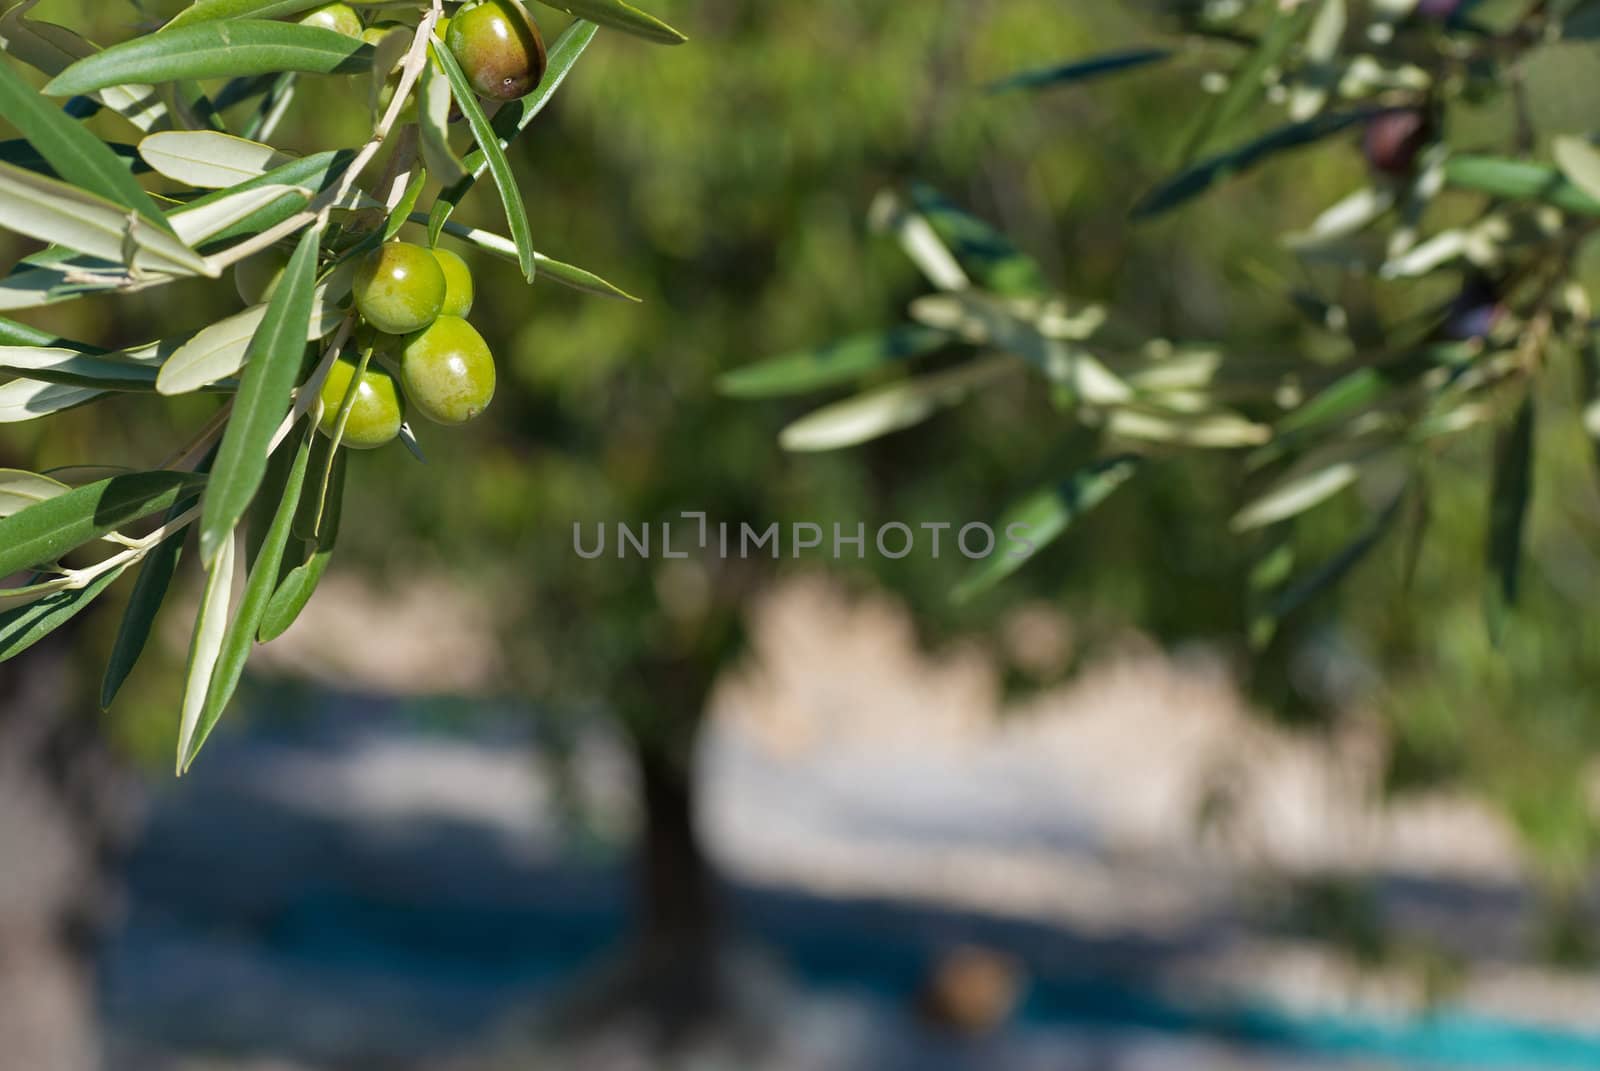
[1363,109,1432,177]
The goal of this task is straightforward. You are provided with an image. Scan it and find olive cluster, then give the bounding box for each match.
[229,1,553,449]
[330,241,496,448]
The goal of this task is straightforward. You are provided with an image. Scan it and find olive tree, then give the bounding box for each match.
[735,0,1600,926]
[0,0,683,775]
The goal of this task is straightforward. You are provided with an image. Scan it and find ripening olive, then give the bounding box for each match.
[432,248,474,318]
[318,356,405,449]
[299,2,363,37]
[1362,108,1432,177]
[353,241,447,335]
[400,315,496,425]
[235,247,291,306]
[446,0,547,102]
[1441,277,1504,341]
[1415,0,1463,20]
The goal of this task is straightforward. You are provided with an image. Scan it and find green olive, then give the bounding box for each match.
[400,315,496,425]
[431,247,474,318]
[353,241,446,335]
[234,247,291,306]
[298,2,363,37]
[446,0,547,102]
[360,19,408,49]
[317,356,405,449]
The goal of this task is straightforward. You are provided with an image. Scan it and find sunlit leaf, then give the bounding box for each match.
[531,0,686,44]
[0,471,206,579]
[428,19,597,245]
[139,129,293,188]
[415,52,465,184]
[779,357,1015,452]
[198,222,321,563]
[430,38,535,281]
[45,21,372,97]
[0,161,211,275]
[908,184,1051,297]
[0,377,102,422]
[0,562,128,663]
[165,0,335,30]
[175,530,234,774]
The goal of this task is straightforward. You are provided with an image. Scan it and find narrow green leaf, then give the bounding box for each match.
[953,457,1142,602]
[1134,109,1380,220]
[99,482,205,708]
[1443,154,1600,216]
[175,530,234,773]
[174,149,354,247]
[986,47,1171,93]
[0,58,172,231]
[383,170,427,242]
[909,184,1051,297]
[0,346,163,391]
[720,325,950,399]
[189,423,313,768]
[1551,135,1600,205]
[0,315,91,349]
[165,0,336,29]
[0,563,128,663]
[1179,0,1322,162]
[418,215,637,299]
[428,19,597,245]
[44,21,372,98]
[198,222,321,563]
[261,446,344,642]
[0,471,206,579]
[779,357,1015,452]
[531,0,686,44]
[0,161,211,275]
[1261,491,1405,626]
[429,38,536,281]
[1485,394,1534,640]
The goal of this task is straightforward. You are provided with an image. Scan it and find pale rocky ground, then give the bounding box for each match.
[9,573,1598,1069]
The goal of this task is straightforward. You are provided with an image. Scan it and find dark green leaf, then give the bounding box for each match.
[1135,108,1380,219]
[0,138,144,179]
[166,0,336,29]
[429,39,536,281]
[1485,394,1534,641]
[198,221,321,563]
[99,482,205,708]
[174,149,354,248]
[44,21,372,97]
[531,0,686,44]
[428,19,597,246]
[0,563,128,663]
[0,57,172,232]
[953,456,1141,602]
[186,422,314,770]
[1179,0,1323,162]
[0,471,206,579]
[261,442,344,641]
[909,184,1051,297]
[987,47,1171,93]
[719,325,950,399]
[1255,491,1406,637]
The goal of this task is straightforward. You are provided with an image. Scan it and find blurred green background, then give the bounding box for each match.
[5,0,1600,1067]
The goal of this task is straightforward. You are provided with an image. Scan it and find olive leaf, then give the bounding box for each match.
[986,47,1171,94]
[418,216,638,300]
[1485,393,1535,642]
[779,357,1016,452]
[429,38,536,281]
[0,345,164,391]
[189,423,315,769]
[1443,154,1600,217]
[952,456,1142,603]
[44,21,372,97]
[0,378,103,423]
[164,0,338,29]
[428,20,598,246]
[175,531,235,773]
[0,56,173,230]
[0,563,129,663]
[0,469,69,516]
[719,325,952,399]
[262,442,344,642]
[416,51,466,184]
[0,161,211,275]
[532,0,686,45]
[198,222,322,564]
[139,130,294,189]
[0,471,206,580]
[908,185,1051,298]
